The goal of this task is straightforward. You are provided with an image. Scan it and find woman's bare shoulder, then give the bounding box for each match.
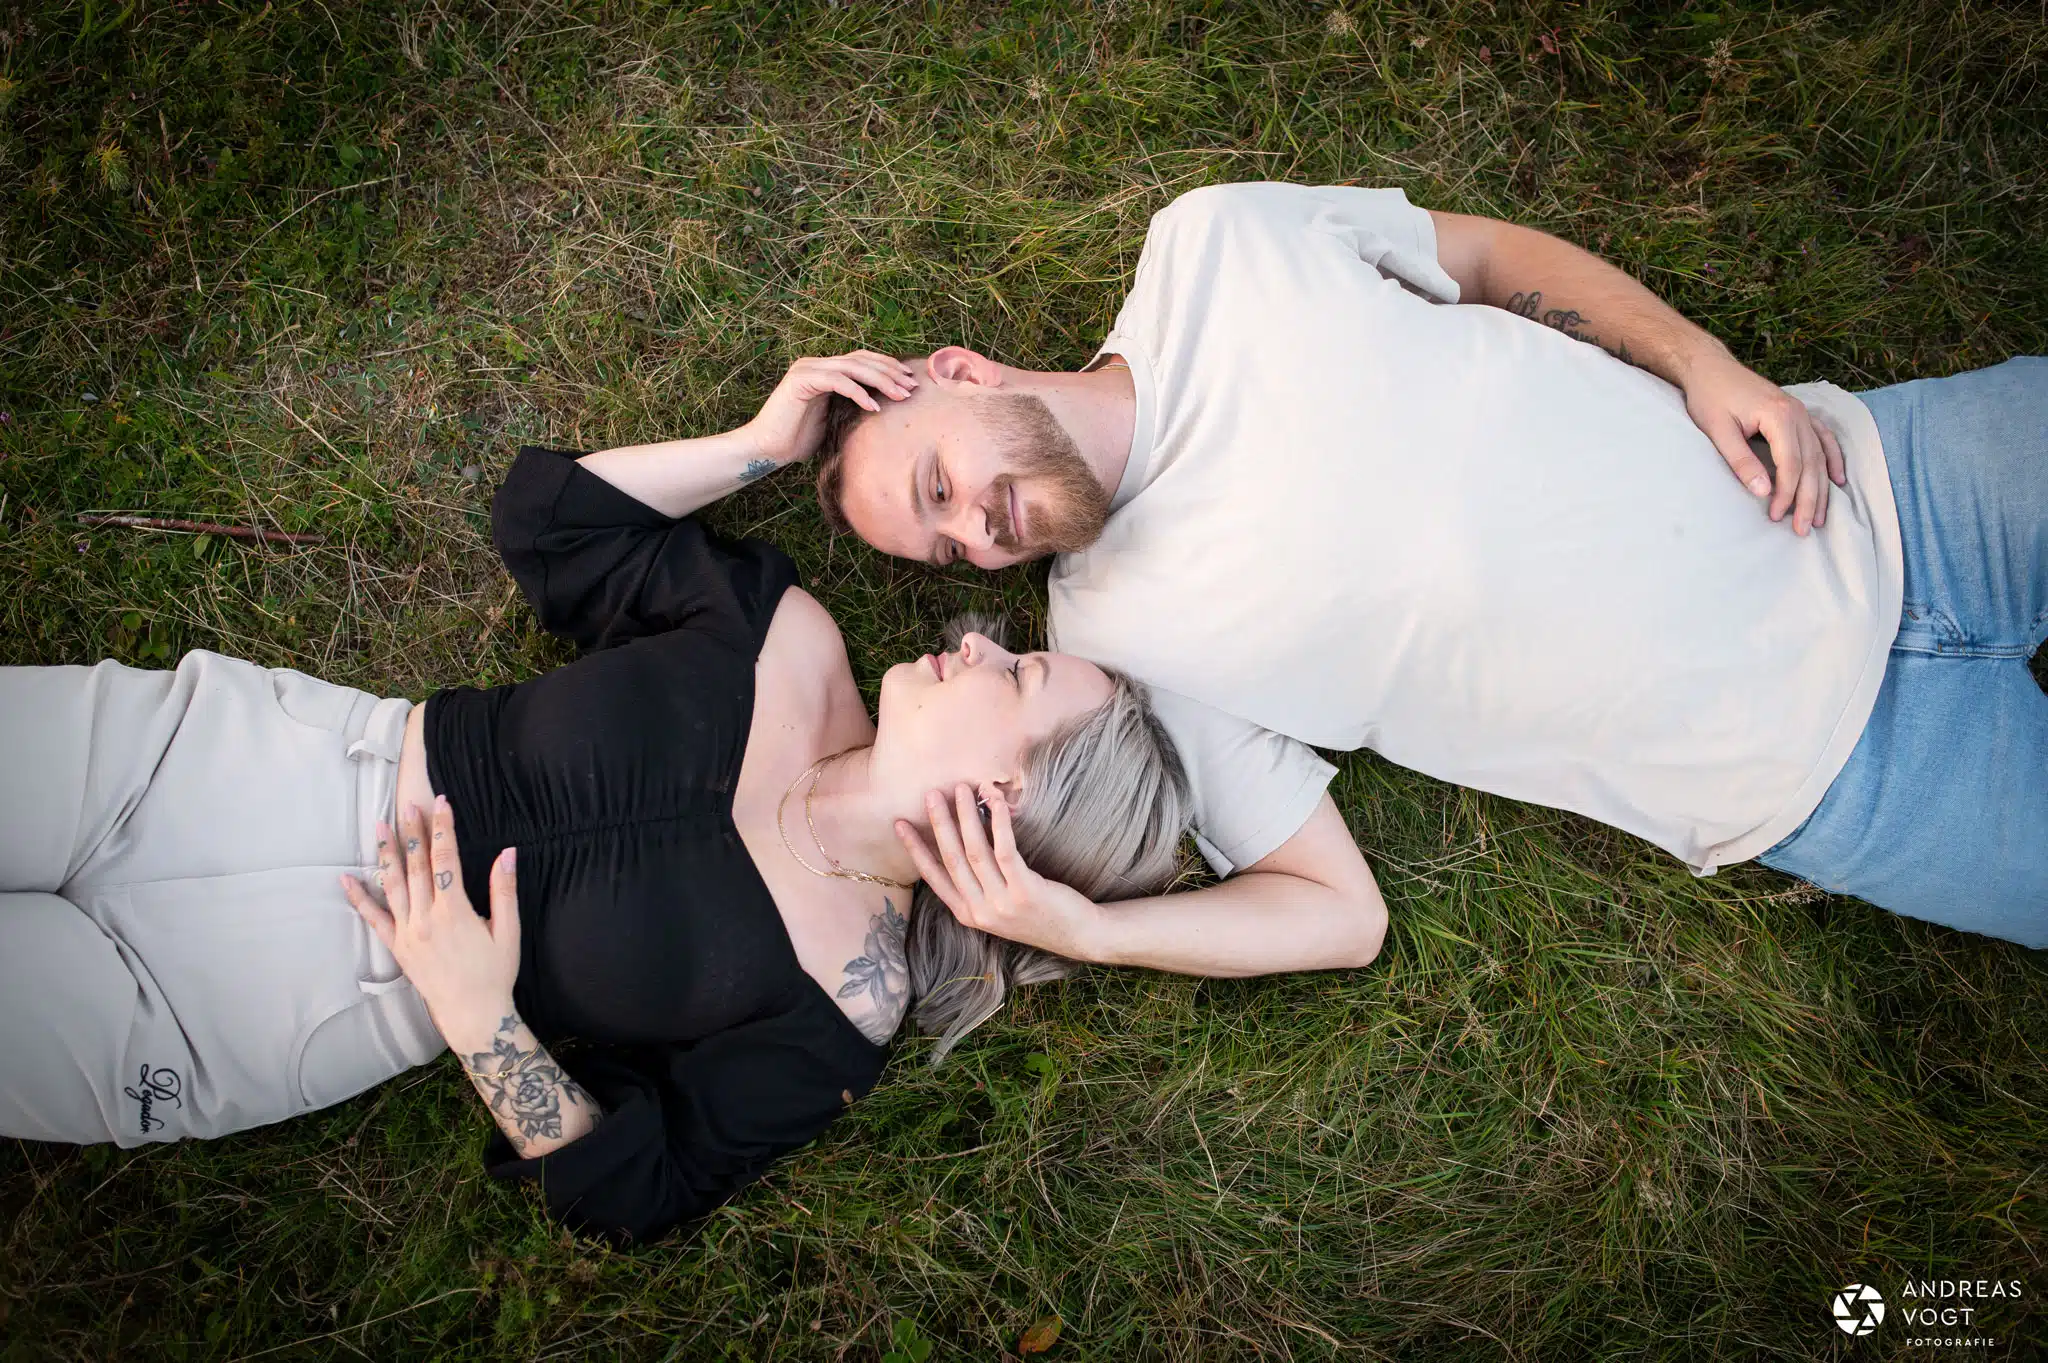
[761,587,848,672]
[755,587,867,742]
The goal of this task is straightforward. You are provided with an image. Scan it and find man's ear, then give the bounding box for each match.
[927,346,1005,391]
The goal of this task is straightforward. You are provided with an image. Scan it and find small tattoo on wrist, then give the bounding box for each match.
[460,1009,598,1155]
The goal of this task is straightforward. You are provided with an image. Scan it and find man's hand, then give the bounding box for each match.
[1427,210,1849,536]
[1680,347,1847,537]
[895,781,1104,961]
[738,351,919,467]
[340,795,520,1049]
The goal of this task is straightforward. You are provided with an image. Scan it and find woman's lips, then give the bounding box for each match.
[928,653,944,680]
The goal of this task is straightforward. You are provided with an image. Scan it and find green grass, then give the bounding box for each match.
[4,1,2047,1359]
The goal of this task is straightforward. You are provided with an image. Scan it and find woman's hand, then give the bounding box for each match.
[340,795,520,1052]
[894,782,1105,962]
[1680,347,1847,536]
[739,351,919,468]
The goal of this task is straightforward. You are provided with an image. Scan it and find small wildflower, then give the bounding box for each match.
[1410,34,1430,48]
[1704,36,1735,85]
[1025,75,1047,101]
[1324,10,1355,37]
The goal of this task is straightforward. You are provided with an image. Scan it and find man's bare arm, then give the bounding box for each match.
[1427,209,1715,383]
[1427,209,1846,536]
[1088,795,1388,976]
[899,788,1387,977]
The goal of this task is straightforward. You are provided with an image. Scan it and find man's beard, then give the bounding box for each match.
[979,392,1111,556]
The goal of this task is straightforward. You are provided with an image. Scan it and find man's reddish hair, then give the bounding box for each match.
[811,391,868,536]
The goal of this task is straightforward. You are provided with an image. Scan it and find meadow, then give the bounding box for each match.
[2,1,2046,1358]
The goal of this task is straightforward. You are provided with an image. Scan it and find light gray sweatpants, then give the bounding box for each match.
[0,651,445,1146]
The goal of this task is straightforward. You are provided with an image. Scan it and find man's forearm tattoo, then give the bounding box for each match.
[462,1011,597,1156]
[837,897,909,1045]
[739,457,778,483]
[1505,289,1635,367]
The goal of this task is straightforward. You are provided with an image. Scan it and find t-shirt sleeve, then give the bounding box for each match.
[490,445,798,653]
[1147,181,1461,305]
[483,1011,878,1244]
[1142,686,1337,878]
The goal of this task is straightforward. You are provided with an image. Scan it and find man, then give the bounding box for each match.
[765,182,2047,961]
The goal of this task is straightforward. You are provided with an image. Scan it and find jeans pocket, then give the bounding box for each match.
[1893,600,1963,654]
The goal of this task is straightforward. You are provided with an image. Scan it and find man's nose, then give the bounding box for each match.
[943,500,997,551]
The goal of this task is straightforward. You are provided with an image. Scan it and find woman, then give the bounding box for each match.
[0,353,1191,1242]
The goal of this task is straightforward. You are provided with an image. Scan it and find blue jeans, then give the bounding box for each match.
[1758,357,2048,947]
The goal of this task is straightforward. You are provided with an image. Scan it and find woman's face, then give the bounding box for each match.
[874,632,1113,809]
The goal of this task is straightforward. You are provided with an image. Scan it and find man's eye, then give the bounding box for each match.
[933,472,948,504]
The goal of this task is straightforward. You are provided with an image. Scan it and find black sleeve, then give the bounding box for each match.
[490,446,798,653]
[484,1010,881,1244]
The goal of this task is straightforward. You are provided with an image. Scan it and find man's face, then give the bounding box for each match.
[836,385,1110,570]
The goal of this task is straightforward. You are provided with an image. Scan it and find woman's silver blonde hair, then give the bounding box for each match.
[905,617,1193,1062]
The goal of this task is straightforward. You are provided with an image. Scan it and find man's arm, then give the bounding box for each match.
[898,789,1388,977]
[574,352,916,517]
[1427,209,1847,537]
[1089,794,1387,976]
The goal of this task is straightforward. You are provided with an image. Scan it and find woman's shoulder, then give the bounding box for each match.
[744,587,868,771]
[758,588,851,681]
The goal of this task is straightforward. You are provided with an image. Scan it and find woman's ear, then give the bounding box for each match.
[981,776,1023,819]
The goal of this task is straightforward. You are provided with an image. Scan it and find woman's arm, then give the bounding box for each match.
[575,352,917,518]
[340,799,597,1160]
[441,1007,598,1160]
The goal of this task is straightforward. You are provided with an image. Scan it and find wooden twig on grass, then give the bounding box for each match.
[476,579,520,644]
[74,513,326,545]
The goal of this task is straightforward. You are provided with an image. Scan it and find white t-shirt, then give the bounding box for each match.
[1048,182,1903,877]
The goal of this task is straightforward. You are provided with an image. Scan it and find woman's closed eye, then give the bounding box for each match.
[1008,660,1022,688]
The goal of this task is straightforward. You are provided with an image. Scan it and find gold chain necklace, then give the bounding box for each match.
[775,749,914,890]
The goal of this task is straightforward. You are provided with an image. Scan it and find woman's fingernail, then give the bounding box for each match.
[435,793,449,811]
[1749,476,1770,495]
[498,846,516,871]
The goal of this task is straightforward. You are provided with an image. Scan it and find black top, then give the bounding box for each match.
[424,446,887,1243]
